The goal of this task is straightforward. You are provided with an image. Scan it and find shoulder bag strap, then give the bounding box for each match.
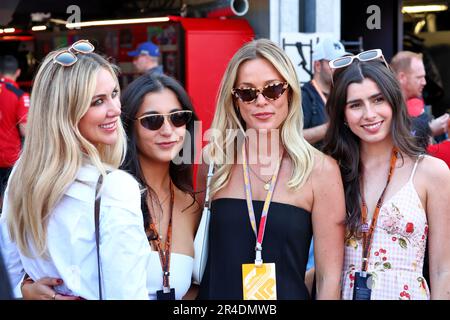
[94,173,104,300]
[204,161,215,210]
[192,161,215,284]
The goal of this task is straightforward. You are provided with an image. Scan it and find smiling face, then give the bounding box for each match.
[78,68,121,147]
[344,78,393,145]
[234,57,289,131]
[135,88,187,164]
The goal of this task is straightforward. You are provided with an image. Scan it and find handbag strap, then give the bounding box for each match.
[94,173,106,300]
[204,161,215,209]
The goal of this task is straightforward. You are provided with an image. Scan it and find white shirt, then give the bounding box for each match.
[0,164,150,300]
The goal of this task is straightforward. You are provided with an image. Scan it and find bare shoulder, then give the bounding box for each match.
[174,188,201,237]
[307,151,345,224]
[307,151,344,202]
[416,155,450,187]
[311,151,341,181]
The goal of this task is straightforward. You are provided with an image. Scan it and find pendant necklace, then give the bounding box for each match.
[247,165,272,191]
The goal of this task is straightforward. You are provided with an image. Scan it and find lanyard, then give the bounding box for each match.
[148,181,175,292]
[360,147,398,273]
[242,142,283,266]
[311,79,328,105]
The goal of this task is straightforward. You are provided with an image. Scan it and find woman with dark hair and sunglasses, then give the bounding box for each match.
[120,72,200,300]
[196,39,345,300]
[323,51,450,300]
[21,72,201,300]
[0,41,151,299]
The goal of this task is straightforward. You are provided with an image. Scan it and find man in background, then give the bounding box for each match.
[127,41,164,75]
[302,37,349,147]
[0,55,29,210]
[391,51,449,140]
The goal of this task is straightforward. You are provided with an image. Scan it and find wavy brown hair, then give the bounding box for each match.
[120,73,199,230]
[322,60,423,239]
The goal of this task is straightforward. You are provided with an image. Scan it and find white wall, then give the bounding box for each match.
[315,0,341,39]
[270,0,300,44]
[271,0,341,44]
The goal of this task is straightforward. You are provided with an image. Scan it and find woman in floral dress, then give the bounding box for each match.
[323,52,450,299]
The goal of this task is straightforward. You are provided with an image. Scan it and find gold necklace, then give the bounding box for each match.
[247,164,272,191]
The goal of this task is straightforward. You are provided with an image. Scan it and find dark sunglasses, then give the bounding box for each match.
[135,110,193,131]
[231,82,289,103]
[53,40,95,67]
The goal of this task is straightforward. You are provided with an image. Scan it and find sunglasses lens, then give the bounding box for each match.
[140,115,164,130]
[332,57,352,68]
[359,50,379,61]
[235,88,257,102]
[170,111,192,127]
[55,51,77,66]
[262,83,286,100]
[72,41,95,53]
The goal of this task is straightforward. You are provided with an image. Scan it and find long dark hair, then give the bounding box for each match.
[322,60,423,239]
[120,73,199,229]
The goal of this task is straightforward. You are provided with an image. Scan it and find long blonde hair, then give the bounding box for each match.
[207,39,316,196]
[6,49,127,257]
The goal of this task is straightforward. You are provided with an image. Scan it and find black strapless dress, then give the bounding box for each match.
[198,198,312,300]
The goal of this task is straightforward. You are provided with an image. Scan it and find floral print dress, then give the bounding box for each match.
[341,158,430,300]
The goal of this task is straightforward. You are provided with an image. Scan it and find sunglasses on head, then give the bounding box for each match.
[328,49,389,70]
[53,40,95,67]
[231,82,289,103]
[135,110,193,131]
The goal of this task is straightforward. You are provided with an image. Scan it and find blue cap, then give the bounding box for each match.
[127,41,160,57]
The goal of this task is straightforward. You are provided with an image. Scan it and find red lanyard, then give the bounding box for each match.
[148,181,174,290]
[242,142,283,266]
[360,147,398,272]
